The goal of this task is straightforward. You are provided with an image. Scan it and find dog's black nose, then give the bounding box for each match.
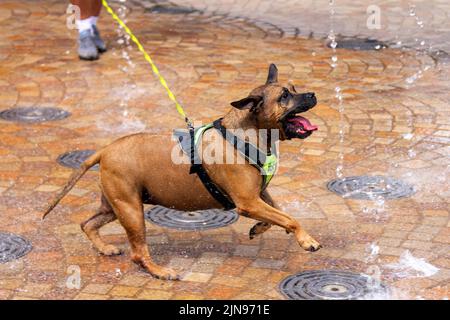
[305,92,315,99]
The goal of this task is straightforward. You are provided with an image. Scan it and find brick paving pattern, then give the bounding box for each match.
[151,0,450,52]
[0,0,449,299]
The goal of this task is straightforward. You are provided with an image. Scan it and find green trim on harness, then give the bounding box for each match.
[188,123,278,190]
[261,153,277,188]
[194,123,213,146]
[212,119,278,191]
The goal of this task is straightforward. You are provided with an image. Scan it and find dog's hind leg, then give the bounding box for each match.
[81,195,123,256]
[249,190,275,239]
[117,200,180,280]
[101,178,180,280]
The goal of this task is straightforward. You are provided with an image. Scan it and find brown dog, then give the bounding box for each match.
[42,64,321,280]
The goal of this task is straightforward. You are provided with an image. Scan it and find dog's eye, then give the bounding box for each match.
[280,89,290,102]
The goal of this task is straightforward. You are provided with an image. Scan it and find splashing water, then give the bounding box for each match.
[402,133,414,140]
[328,0,338,69]
[404,3,434,86]
[407,149,416,158]
[365,242,380,263]
[359,248,412,299]
[409,4,424,29]
[328,0,346,179]
[386,250,440,278]
[358,283,409,300]
[335,86,345,178]
[101,0,146,134]
[360,197,388,222]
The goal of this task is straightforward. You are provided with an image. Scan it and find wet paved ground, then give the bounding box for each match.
[0,0,449,299]
[146,0,450,51]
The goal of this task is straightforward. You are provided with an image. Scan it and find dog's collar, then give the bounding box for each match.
[212,118,278,190]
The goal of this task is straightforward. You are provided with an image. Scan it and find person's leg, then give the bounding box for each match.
[71,0,92,32]
[70,0,98,60]
[89,0,107,53]
[70,0,91,19]
[70,0,106,60]
[91,0,102,17]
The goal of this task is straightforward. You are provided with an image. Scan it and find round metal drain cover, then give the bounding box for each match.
[0,232,32,264]
[0,107,70,123]
[57,150,99,171]
[329,38,387,51]
[327,175,415,200]
[280,270,387,300]
[146,4,199,15]
[145,206,238,230]
[430,50,450,63]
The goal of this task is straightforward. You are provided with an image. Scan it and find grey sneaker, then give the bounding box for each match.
[92,25,107,53]
[78,29,99,61]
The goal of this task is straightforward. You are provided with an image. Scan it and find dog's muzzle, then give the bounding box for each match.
[280,92,318,140]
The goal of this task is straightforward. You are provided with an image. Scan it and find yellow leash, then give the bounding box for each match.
[101,0,193,130]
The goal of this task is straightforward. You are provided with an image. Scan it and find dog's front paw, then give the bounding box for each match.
[297,233,322,252]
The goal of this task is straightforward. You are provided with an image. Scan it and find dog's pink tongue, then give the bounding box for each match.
[289,116,318,131]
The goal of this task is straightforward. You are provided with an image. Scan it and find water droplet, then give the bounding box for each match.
[403,133,414,140]
[336,165,343,178]
[408,149,416,158]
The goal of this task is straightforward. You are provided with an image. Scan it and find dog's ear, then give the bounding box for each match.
[266,63,278,84]
[231,95,263,113]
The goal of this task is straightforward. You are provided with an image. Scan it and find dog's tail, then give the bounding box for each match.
[41,149,103,220]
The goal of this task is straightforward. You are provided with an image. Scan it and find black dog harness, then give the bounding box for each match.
[174,119,278,210]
